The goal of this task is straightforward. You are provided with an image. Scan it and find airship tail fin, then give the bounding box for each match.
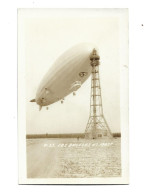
[30,99,36,102]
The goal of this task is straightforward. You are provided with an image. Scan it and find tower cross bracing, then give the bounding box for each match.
[85,49,112,139]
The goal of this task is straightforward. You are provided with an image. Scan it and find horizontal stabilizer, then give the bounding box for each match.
[30,99,36,102]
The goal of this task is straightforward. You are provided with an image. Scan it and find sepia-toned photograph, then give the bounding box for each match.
[18,8,129,184]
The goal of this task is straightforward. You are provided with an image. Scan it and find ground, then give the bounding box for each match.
[27,138,121,178]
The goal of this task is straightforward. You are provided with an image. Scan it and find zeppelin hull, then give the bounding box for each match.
[36,43,97,107]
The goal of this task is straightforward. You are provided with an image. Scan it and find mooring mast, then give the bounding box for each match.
[85,49,112,139]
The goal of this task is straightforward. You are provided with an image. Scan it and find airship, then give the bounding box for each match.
[30,43,97,110]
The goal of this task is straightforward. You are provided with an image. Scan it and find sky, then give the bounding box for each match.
[20,9,128,134]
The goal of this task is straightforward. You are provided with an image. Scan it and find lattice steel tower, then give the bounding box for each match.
[85,49,112,139]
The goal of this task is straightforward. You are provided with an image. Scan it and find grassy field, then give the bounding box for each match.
[27,138,121,178]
